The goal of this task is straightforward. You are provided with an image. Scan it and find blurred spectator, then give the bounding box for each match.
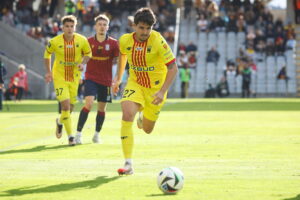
[1,8,15,27]
[215,76,229,97]
[65,0,76,15]
[10,64,28,101]
[177,50,188,68]
[126,16,134,33]
[277,65,289,82]
[295,0,300,24]
[0,58,7,111]
[206,46,220,65]
[184,0,193,19]
[179,65,191,98]
[286,35,297,51]
[188,52,197,69]
[241,64,251,98]
[186,41,197,54]
[196,13,208,33]
[204,83,215,98]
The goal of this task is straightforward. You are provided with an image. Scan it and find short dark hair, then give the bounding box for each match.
[134,7,156,26]
[94,14,110,24]
[61,15,77,25]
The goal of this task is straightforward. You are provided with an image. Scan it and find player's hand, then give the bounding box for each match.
[112,77,121,96]
[45,72,53,83]
[152,91,165,105]
[78,64,84,71]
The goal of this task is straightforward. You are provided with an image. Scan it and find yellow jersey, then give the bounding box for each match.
[119,30,175,89]
[44,33,92,82]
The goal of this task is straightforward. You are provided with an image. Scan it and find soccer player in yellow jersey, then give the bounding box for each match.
[112,8,178,175]
[44,15,92,146]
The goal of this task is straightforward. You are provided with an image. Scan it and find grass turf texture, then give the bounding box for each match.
[0,99,300,200]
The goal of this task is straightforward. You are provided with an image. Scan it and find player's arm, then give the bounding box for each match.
[78,39,92,71]
[44,40,55,83]
[112,53,127,95]
[152,61,178,105]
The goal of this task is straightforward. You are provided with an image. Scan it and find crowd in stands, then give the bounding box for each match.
[0,0,297,98]
[0,0,177,45]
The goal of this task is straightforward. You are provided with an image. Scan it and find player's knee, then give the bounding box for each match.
[85,102,93,110]
[122,112,135,121]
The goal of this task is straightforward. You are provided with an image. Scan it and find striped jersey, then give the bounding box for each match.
[44,33,92,82]
[119,30,175,89]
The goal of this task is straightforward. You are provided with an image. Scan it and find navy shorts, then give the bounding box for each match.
[84,80,112,102]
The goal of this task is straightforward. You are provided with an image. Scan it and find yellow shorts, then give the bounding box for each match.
[53,78,80,104]
[121,80,167,121]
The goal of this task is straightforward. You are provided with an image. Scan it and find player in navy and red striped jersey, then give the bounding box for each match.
[75,14,119,144]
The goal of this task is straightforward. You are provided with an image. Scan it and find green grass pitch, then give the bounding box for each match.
[0,99,300,200]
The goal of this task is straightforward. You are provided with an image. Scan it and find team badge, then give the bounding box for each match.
[66,45,73,48]
[127,47,131,51]
[135,47,143,51]
[97,46,103,54]
[147,46,152,53]
[105,44,110,51]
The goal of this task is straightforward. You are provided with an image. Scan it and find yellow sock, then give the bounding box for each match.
[60,110,72,136]
[121,120,134,159]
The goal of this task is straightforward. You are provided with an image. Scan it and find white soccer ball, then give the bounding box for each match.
[157,167,184,194]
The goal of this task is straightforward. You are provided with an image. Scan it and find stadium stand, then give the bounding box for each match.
[0,0,298,98]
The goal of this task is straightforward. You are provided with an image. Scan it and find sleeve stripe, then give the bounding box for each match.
[165,58,176,66]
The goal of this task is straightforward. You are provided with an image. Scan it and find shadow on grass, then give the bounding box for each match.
[2,101,300,112]
[146,193,177,197]
[283,194,300,200]
[0,176,120,196]
[0,145,69,155]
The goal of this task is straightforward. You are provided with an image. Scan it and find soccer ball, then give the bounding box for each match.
[157,167,184,194]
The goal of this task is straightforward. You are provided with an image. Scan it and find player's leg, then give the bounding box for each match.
[75,96,94,144]
[75,80,97,144]
[92,84,111,143]
[92,101,107,143]
[118,100,140,175]
[138,88,167,134]
[59,98,75,145]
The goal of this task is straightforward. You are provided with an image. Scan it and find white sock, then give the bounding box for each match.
[94,131,99,136]
[76,132,82,137]
[125,159,132,165]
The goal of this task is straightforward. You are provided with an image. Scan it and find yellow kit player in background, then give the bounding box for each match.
[112,8,178,175]
[44,15,91,146]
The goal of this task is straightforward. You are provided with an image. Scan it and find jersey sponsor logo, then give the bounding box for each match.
[66,44,73,48]
[59,61,79,66]
[135,47,143,51]
[164,50,171,56]
[97,46,103,54]
[147,46,152,53]
[130,65,154,72]
[105,44,110,51]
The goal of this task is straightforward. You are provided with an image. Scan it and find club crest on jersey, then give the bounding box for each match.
[147,46,152,53]
[126,47,131,51]
[135,47,143,51]
[105,44,110,51]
